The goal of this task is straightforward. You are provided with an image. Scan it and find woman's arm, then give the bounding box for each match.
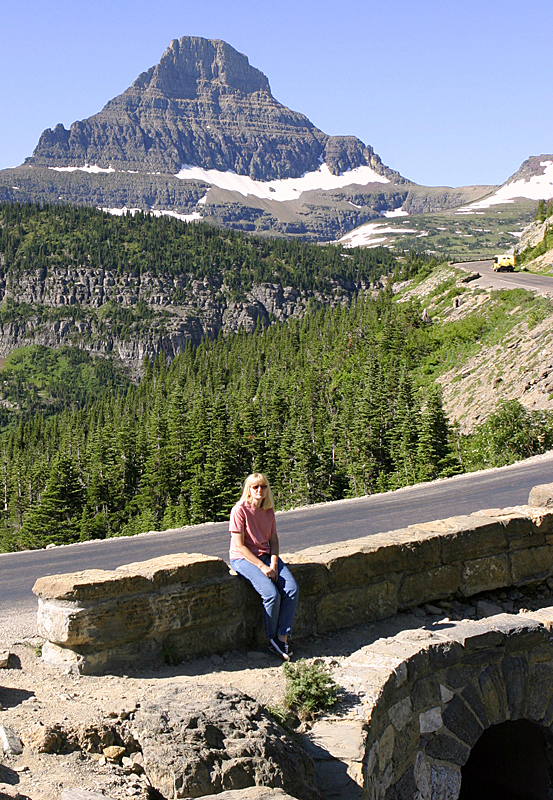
[269,528,279,574]
[230,531,277,580]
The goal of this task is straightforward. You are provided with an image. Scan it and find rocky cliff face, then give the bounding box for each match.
[0,266,367,377]
[27,36,381,181]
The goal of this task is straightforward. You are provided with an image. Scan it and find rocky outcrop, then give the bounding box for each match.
[0,267,362,376]
[515,215,553,254]
[131,689,317,800]
[505,154,553,183]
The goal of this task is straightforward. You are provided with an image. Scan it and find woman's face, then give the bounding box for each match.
[249,480,267,507]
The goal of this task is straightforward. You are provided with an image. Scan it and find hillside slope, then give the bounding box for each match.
[397,265,553,430]
[0,203,396,376]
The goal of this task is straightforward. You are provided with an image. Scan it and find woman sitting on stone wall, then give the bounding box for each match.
[229,473,299,661]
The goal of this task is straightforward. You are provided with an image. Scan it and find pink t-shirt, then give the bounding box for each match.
[229,501,276,560]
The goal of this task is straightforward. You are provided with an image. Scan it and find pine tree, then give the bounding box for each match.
[20,454,84,547]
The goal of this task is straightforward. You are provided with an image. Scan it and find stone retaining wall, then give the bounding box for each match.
[33,483,553,674]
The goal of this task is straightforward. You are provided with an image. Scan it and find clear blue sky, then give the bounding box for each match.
[2,0,552,187]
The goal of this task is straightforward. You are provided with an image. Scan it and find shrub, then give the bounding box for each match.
[283,659,337,719]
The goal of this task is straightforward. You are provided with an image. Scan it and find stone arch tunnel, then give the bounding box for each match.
[331,607,553,800]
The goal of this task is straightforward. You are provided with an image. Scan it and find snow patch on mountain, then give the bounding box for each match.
[50,164,116,174]
[175,163,389,201]
[101,207,202,223]
[338,221,418,248]
[457,160,553,213]
[383,208,409,218]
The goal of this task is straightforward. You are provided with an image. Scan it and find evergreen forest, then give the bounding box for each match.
[0,203,552,553]
[2,291,552,553]
[0,202,397,293]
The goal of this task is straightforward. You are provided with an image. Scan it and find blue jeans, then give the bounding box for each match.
[230,554,299,639]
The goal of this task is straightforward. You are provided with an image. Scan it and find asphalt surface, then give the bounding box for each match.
[1,453,552,616]
[454,259,553,294]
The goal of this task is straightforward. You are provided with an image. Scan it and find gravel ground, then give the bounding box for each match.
[3,582,553,800]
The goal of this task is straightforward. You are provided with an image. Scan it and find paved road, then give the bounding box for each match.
[454,260,553,295]
[1,453,552,616]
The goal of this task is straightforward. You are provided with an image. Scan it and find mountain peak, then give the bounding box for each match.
[26,35,396,181]
[27,35,327,178]
[131,36,272,100]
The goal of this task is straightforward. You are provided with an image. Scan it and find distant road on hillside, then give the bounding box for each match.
[455,259,553,294]
[1,454,553,623]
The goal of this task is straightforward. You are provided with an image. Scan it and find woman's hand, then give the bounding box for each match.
[261,562,277,582]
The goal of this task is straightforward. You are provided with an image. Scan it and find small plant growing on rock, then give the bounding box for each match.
[283,659,337,720]
[162,642,180,666]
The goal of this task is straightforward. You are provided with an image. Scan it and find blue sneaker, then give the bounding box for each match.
[269,637,291,661]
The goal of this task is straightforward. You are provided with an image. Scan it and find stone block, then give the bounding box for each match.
[283,558,328,596]
[37,594,154,647]
[62,791,118,800]
[422,732,470,766]
[441,694,483,747]
[33,569,151,602]
[324,548,374,590]
[115,552,229,588]
[149,577,241,633]
[460,553,510,596]
[162,614,251,661]
[428,639,465,671]
[510,545,553,584]
[378,725,395,773]
[42,636,161,675]
[504,622,549,654]
[0,725,23,755]
[460,681,489,729]
[501,654,529,719]
[503,514,546,550]
[391,716,421,776]
[398,564,461,609]
[524,663,553,722]
[410,676,441,713]
[419,707,443,734]
[478,664,509,726]
[449,619,506,651]
[388,697,413,732]
[415,756,461,800]
[361,530,442,578]
[439,519,507,563]
[315,580,397,633]
[529,482,553,508]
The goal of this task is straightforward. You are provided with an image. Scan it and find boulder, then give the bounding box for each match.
[131,689,318,800]
[529,482,553,509]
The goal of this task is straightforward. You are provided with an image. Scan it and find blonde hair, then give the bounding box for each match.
[239,473,274,509]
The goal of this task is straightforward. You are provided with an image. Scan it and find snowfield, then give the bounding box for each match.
[458,160,553,213]
[175,162,390,201]
[101,207,202,223]
[339,221,418,248]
